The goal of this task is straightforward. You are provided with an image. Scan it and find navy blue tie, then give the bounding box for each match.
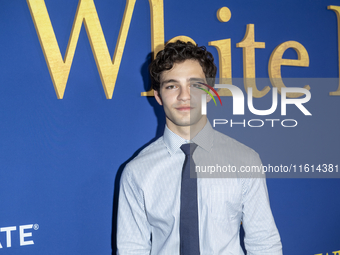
[180,143,200,254]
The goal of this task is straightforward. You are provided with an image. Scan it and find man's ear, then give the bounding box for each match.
[206,93,212,103]
[206,88,214,103]
[154,90,163,106]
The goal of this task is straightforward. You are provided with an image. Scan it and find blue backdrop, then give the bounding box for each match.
[0,0,339,254]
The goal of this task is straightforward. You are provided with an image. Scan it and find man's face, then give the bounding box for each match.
[154,59,210,133]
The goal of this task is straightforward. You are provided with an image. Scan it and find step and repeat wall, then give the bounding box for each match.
[0,0,339,254]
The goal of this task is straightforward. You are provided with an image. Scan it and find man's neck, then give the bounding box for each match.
[166,117,207,140]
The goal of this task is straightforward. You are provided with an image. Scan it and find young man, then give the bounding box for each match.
[117,40,282,254]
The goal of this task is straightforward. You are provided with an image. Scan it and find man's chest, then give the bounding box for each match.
[141,171,244,228]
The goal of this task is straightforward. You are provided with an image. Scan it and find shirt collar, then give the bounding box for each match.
[163,125,189,156]
[191,120,214,152]
[163,120,214,156]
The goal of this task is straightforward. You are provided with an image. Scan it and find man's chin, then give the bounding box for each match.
[172,119,203,128]
[167,113,206,128]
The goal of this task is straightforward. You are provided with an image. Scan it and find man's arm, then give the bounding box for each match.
[241,156,283,255]
[117,167,151,255]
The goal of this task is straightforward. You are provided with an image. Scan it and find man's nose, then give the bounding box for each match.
[178,86,191,101]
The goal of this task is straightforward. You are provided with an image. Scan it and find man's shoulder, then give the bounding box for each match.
[200,128,264,178]
[212,129,259,158]
[122,136,165,175]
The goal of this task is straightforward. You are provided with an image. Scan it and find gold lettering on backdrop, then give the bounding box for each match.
[27,0,164,99]
[216,7,231,23]
[268,41,310,98]
[209,39,232,96]
[208,7,232,96]
[328,5,340,96]
[236,24,269,98]
[149,0,165,56]
[140,0,165,96]
[27,2,338,99]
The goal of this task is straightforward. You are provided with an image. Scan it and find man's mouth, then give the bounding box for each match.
[176,106,192,111]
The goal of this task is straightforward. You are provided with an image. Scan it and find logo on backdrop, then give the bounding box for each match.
[0,224,39,249]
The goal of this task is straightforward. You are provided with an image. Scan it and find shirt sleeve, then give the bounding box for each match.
[241,154,283,255]
[117,165,151,255]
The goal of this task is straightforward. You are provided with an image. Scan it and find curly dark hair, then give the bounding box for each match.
[149,40,217,93]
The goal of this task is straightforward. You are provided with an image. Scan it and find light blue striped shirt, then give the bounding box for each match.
[117,121,282,254]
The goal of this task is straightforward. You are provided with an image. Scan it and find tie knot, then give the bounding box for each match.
[180,143,198,156]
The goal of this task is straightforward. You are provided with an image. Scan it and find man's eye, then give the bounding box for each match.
[192,83,202,88]
[165,85,176,89]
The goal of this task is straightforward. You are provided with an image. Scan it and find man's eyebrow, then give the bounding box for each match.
[161,79,179,86]
[189,78,206,82]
